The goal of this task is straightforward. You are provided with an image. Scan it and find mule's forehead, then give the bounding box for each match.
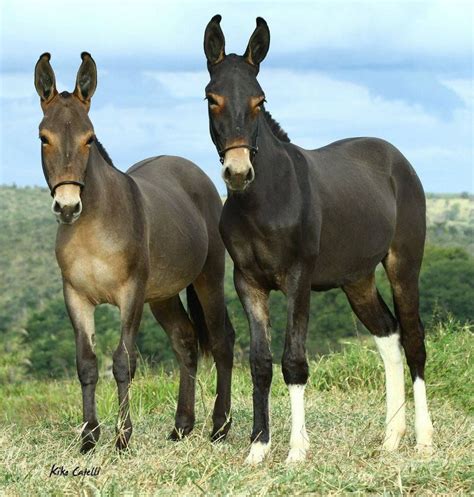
[40,94,92,133]
[206,55,263,97]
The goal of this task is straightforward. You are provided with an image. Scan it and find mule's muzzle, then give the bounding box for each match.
[52,198,82,224]
[223,165,255,191]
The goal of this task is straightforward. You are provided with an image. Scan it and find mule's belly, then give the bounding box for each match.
[144,243,207,302]
[311,248,389,289]
[58,247,132,305]
[310,211,396,288]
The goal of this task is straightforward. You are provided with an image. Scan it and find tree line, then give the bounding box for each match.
[0,187,472,381]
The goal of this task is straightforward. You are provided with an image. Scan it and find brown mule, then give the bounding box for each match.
[203,16,433,464]
[34,52,234,452]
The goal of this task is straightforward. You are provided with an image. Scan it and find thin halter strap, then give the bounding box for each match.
[50,180,85,197]
[217,144,258,164]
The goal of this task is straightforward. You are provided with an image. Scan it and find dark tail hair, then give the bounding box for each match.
[186,284,211,356]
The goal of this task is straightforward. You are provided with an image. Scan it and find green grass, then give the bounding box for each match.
[0,320,472,495]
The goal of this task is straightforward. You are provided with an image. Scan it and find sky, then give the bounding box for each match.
[0,0,472,193]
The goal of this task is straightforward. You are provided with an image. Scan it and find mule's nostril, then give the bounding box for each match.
[73,202,81,215]
[246,168,255,182]
[224,167,232,181]
[53,201,62,214]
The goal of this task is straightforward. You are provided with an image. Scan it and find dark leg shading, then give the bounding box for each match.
[234,269,272,464]
[150,295,199,440]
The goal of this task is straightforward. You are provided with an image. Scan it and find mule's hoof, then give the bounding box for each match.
[80,423,100,454]
[211,419,232,443]
[382,428,405,451]
[168,425,193,441]
[245,441,271,465]
[285,448,307,464]
[80,438,97,454]
[416,443,434,456]
[115,426,132,451]
[115,434,131,451]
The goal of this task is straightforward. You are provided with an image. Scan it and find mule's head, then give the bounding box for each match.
[35,52,97,224]
[204,15,270,192]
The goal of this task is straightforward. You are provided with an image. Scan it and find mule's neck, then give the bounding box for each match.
[227,114,295,208]
[78,142,134,221]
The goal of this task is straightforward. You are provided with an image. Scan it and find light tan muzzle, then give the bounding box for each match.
[222,148,255,191]
[51,184,82,224]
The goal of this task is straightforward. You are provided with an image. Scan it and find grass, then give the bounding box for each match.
[0,320,472,495]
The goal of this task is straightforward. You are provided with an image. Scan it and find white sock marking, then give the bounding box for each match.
[245,440,271,465]
[374,333,406,450]
[413,377,433,451]
[286,384,309,463]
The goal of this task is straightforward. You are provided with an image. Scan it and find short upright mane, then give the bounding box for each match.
[262,108,290,143]
[94,138,114,166]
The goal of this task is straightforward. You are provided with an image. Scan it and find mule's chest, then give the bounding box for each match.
[56,228,134,305]
[224,223,300,291]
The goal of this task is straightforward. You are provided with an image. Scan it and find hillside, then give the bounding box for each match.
[0,319,472,495]
[0,186,472,381]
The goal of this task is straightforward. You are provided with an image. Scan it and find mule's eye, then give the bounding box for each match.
[39,135,49,145]
[256,98,266,110]
[86,135,95,146]
[206,95,219,107]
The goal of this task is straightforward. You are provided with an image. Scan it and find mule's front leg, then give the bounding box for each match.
[114,283,144,451]
[64,284,100,453]
[282,266,312,464]
[234,270,272,464]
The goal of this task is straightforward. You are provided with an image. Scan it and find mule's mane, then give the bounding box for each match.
[94,138,114,166]
[262,108,290,143]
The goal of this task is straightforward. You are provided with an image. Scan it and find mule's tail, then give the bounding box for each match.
[186,284,211,356]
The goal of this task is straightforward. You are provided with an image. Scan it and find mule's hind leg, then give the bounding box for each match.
[150,296,198,440]
[191,272,235,442]
[384,249,433,452]
[343,273,406,451]
[64,284,100,453]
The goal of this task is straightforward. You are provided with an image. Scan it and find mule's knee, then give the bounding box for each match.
[77,355,98,386]
[112,348,136,384]
[282,352,309,386]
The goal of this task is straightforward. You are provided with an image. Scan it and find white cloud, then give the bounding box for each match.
[95,67,474,193]
[441,79,473,108]
[1,0,471,67]
[143,71,208,99]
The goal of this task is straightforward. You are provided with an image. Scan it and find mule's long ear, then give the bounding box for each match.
[204,14,226,66]
[34,53,58,107]
[74,52,97,108]
[244,17,270,70]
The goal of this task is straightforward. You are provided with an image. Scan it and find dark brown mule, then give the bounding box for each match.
[34,52,234,452]
[203,16,433,464]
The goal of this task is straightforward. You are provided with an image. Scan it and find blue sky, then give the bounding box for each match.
[0,0,472,193]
